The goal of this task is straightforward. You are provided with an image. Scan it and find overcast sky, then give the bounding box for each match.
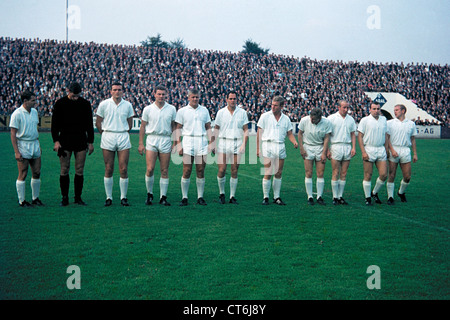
[1,0,449,65]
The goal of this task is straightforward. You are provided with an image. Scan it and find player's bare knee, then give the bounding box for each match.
[104,165,114,177]
[182,167,192,179]
[388,172,396,181]
[230,166,239,178]
[217,168,226,178]
[119,166,128,178]
[60,161,71,174]
[31,171,40,179]
[196,170,205,179]
[18,171,28,181]
[160,167,169,178]
[74,164,85,176]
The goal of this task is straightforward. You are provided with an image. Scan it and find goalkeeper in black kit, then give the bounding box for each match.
[51,82,95,206]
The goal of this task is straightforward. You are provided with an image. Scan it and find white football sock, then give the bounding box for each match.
[119,177,129,200]
[387,182,395,198]
[338,179,346,198]
[181,177,190,199]
[331,180,339,199]
[230,177,238,198]
[363,180,371,198]
[104,177,113,200]
[272,177,282,199]
[305,177,313,199]
[262,178,271,199]
[16,180,26,203]
[217,176,226,195]
[160,178,169,198]
[31,178,41,200]
[145,174,154,194]
[372,177,385,195]
[399,179,409,194]
[316,178,325,199]
[196,177,205,199]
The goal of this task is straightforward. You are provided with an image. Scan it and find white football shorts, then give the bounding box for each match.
[146,135,172,154]
[261,141,287,160]
[330,143,352,161]
[101,131,131,151]
[303,144,324,161]
[217,138,243,155]
[182,136,209,156]
[389,146,411,164]
[365,146,387,162]
[18,139,41,159]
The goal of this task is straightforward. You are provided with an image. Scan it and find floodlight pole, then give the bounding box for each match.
[66,0,68,42]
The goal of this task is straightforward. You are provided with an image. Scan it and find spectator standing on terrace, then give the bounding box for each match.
[1,38,449,128]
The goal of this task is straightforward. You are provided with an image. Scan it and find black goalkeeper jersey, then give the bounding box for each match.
[51,96,94,148]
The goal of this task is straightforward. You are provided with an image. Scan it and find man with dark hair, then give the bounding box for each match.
[10,90,43,207]
[52,82,95,206]
[96,81,135,206]
[214,90,249,204]
[357,101,389,205]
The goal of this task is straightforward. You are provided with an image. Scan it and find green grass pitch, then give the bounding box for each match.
[0,132,449,299]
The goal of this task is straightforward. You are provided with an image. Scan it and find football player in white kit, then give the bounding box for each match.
[138,85,176,206]
[174,88,214,206]
[386,104,418,204]
[298,108,332,205]
[96,82,135,206]
[357,102,389,205]
[327,100,357,205]
[257,96,298,205]
[10,90,43,207]
[214,91,249,204]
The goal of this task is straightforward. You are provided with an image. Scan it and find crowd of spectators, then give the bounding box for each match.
[1,37,448,126]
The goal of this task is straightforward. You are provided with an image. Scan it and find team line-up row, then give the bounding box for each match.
[10,82,417,207]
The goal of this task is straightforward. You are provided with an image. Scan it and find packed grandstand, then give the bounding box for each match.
[0,37,448,126]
